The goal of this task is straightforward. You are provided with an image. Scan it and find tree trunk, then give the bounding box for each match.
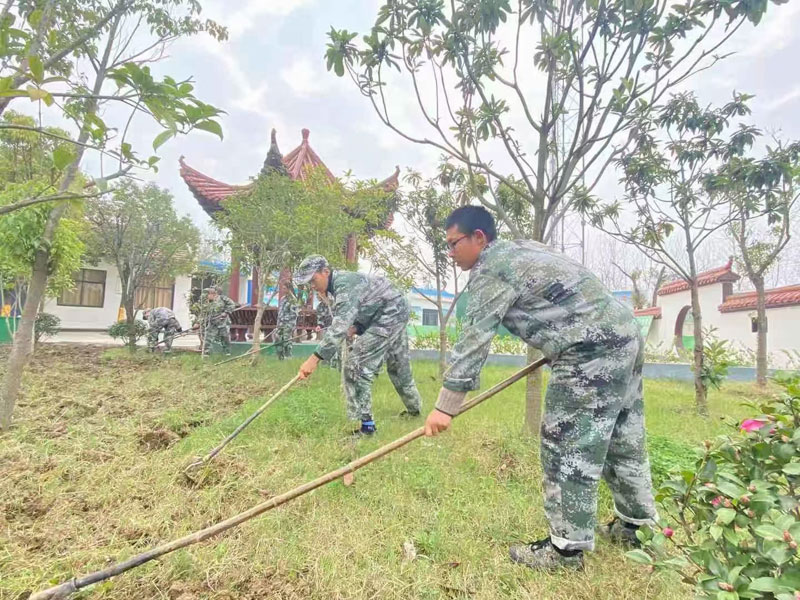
[651,266,666,308]
[0,12,119,429]
[435,270,447,377]
[124,296,136,352]
[689,284,707,416]
[0,248,49,429]
[249,268,265,364]
[753,277,768,388]
[524,345,543,434]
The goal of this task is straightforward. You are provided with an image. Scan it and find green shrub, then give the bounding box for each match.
[631,373,800,599]
[34,312,61,342]
[107,320,148,347]
[647,434,699,488]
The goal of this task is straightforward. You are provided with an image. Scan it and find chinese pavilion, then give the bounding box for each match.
[179,128,399,304]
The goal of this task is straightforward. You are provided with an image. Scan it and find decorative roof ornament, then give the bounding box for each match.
[261,129,288,177]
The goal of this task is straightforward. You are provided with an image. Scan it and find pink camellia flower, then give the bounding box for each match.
[711,496,723,507]
[663,527,674,538]
[740,419,767,432]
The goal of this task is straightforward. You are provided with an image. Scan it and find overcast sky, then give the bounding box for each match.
[116,0,800,276]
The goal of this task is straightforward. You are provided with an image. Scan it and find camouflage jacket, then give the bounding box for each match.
[444,240,637,393]
[202,295,236,325]
[149,307,178,328]
[314,270,405,362]
[316,297,333,329]
[277,292,300,326]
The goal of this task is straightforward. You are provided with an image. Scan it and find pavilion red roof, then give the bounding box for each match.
[634,306,662,318]
[719,284,800,313]
[657,259,740,296]
[179,129,400,217]
[178,158,247,214]
[283,128,335,181]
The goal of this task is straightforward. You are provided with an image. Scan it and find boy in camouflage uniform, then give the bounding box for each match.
[294,256,422,436]
[144,307,182,353]
[199,287,236,355]
[275,288,300,360]
[424,206,657,572]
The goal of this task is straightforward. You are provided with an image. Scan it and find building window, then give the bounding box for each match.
[135,275,175,310]
[57,269,106,307]
[422,309,438,327]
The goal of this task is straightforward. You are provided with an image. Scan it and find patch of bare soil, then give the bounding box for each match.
[138,427,181,451]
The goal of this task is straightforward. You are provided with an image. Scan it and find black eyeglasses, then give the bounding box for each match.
[447,235,469,252]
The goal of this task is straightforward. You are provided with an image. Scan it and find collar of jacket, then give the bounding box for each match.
[472,240,497,272]
[327,270,335,297]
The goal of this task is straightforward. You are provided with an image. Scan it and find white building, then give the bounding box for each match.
[407,287,456,333]
[44,261,193,331]
[636,260,800,366]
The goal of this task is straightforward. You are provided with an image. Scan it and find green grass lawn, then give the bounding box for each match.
[0,345,768,600]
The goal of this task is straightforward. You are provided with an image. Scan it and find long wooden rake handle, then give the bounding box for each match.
[185,374,302,471]
[211,331,308,367]
[29,358,547,600]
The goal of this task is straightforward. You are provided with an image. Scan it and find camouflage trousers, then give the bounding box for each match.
[274,324,295,360]
[541,329,657,551]
[202,318,231,354]
[147,319,180,351]
[344,323,421,421]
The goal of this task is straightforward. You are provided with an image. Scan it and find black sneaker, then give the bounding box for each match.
[398,409,420,418]
[509,538,584,571]
[602,518,641,548]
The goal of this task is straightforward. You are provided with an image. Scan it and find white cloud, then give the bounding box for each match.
[203,0,318,36]
[199,42,271,120]
[736,1,800,59]
[280,57,328,97]
[765,85,800,112]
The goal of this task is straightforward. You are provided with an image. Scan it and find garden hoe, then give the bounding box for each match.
[182,373,302,482]
[28,358,548,600]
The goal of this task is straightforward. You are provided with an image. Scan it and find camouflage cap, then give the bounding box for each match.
[294,255,329,285]
[203,287,218,294]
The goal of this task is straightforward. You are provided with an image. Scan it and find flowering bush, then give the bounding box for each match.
[631,373,800,599]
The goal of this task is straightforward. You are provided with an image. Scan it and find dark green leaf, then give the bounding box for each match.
[52,145,76,170]
[28,55,43,83]
[152,129,175,151]
[193,120,223,140]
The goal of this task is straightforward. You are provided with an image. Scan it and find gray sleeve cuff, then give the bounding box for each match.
[435,387,468,416]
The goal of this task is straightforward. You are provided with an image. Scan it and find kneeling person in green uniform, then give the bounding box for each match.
[424,206,657,571]
[294,255,422,436]
[144,307,182,353]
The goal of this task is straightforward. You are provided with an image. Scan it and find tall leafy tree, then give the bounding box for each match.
[365,162,469,375]
[581,92,758,415]
[0,111,87,301]
[0,0,226,430]
[216,167,388,360]
[714,141,800,386]
[85,180,200,351]
[325,0,786,432]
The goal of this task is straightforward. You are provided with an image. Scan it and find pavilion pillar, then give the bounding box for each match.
[229,256,241,303]
[345,234,358,264]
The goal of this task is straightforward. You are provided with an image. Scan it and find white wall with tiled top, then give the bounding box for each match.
[44,261,192,330]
